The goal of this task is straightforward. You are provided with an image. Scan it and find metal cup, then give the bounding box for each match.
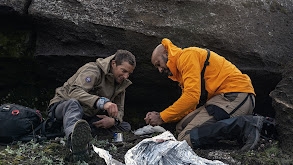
[113,133,123,142]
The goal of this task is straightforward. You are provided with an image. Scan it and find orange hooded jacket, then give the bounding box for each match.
[160,39,255,123]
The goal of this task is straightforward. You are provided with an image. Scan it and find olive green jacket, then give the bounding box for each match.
[49,55,132,122]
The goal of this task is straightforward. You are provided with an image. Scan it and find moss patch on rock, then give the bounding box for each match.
[0,30,34,58]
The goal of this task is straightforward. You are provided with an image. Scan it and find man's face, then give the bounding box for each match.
[111,61,135,84]
[151,51,172,77]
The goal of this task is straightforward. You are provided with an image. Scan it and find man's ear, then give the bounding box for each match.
[162,49,168,58]
[111,60,116,67]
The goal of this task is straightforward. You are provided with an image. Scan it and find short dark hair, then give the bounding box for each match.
[114,50,136,67]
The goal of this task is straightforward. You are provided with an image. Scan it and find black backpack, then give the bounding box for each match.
[0,103,64,144]
[260,116,278,140]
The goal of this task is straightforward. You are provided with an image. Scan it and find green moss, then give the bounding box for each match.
[15,155,25,160]
[242,1,264,9]
[12,161,20,165]
[270,0,287,14]
[242,0,287,14]
[265,146,280,157]
[0,30,34,58]
[44,143,61,154]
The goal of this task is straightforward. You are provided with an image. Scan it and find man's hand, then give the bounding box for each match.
[104,102,118,118]
[92,115,115,129]
[144,111,164,126]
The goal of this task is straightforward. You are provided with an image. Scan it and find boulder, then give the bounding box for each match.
[27,0,293,68]
[0,0,293,152]
[27,0,293,115]
[0,0,30,15]
[270,62,293,156]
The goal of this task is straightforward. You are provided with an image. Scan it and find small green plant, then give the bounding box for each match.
[0,138,67,164]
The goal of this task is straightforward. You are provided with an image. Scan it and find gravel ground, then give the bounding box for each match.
[0,132,292,165]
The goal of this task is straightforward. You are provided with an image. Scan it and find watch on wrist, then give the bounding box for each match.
[97,97,110,110]
[114,117,120,125]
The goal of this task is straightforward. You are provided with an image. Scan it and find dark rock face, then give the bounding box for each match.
[270,62,293,156]
[0,0,30,15]
[28,0,293,68]
[1,0,293,155]
[26,0,293,115]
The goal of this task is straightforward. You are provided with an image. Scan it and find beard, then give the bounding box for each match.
[161,68,173,77]
[161,54,173,77]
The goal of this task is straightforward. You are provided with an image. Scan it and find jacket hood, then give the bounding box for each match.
[96,55,115,74]
[161,38,183,81]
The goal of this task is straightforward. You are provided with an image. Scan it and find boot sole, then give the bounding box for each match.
[71,120,92,154]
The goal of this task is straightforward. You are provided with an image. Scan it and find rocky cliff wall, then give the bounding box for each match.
[1,0,293,155]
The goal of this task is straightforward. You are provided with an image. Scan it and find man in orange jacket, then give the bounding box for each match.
[145,38,256,148]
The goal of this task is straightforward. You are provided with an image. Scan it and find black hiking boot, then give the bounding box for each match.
[241,116,264,151]
[70,119,92,161]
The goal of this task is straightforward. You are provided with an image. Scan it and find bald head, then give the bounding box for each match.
[151,44,166,65]
[151,43,172,77]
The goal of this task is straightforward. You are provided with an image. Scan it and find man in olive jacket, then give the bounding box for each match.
[48,50,135,155]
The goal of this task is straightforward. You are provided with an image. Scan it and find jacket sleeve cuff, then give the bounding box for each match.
[160,112,167,123]
[96,97,110,111]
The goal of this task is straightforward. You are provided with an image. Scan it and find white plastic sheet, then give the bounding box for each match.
[92,145,123,165]
[125,131,226,165]
[93,131,226,165]
[133,125,166,135]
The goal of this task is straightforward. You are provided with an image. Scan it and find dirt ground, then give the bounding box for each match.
[88,132,293,165]
[1,131,292,165]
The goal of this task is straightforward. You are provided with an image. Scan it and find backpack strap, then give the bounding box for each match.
[41,102,64,138]
[16,103,62,143]
[17,123,47,142]
[199,49,210,105]
[229,93,254,116]
[41,102,59,137]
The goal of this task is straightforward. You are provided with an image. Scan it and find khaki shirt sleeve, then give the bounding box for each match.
[68,68,100,109]
[113,90,125,122]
